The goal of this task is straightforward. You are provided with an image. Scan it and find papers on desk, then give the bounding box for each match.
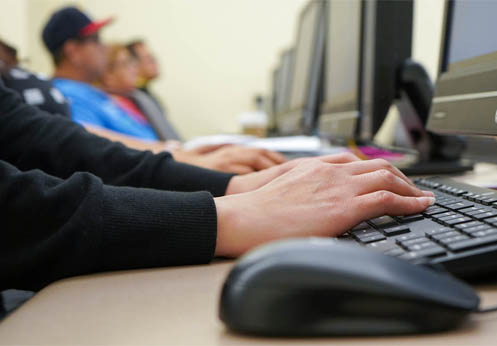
[184,135,347,155]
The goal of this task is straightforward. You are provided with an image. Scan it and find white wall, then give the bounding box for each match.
[3,0,445,139]
[412,0,445,82]
[0,0,29,59]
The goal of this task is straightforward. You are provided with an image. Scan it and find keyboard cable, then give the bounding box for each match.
[476,305,497,314]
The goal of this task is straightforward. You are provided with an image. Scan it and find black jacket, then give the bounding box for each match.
[0,79,234,291]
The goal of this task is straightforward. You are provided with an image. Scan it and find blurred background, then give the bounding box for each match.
[0,0,443,139]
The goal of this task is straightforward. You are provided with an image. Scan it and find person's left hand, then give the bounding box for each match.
[225,152,362,195]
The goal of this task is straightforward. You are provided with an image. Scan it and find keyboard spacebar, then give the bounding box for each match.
[446,234,497,252]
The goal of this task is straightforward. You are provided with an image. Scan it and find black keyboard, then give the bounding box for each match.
[338,177,497,280]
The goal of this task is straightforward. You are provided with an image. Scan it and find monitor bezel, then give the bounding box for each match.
[428,0,497,136]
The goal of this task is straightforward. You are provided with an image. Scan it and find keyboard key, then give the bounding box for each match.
[459,207,484,215]
[399,237,430,247]
[455,221,484,230]
[368,216,398,229]
[460,224,494,235]
[480,197,497,205]
[396,233,423,242]
[472,211,497,220]
[436,199,458,206]
[399,246,446,260]
[350,228,377,238]
[406,241,439,252]
[433,212,457,219]
[357,233,386,244]
[425,227,453,236]
[446,234,497,252]
[483,216,497,224]
[423,206,448,216]
[438,235,470,245]
[463,208,489,216]
[396,214,424,223]
[472,228,497,237]
[445,201,474,210]
[382,225,410,236]
[437,214,463,222]
[431,231,460,241]
[463,192,476,200]
[350,222,370,231]
[444,217,472,226]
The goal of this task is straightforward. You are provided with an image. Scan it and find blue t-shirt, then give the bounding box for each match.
[53,78,158,141]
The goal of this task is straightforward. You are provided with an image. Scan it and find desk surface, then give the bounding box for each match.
[2,163,497,345]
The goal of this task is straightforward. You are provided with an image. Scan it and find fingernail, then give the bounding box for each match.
[418,196,436,206]
[423,190,435,197]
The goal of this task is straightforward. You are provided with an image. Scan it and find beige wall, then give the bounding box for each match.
[2,0,445,139]
[412,0,445,82]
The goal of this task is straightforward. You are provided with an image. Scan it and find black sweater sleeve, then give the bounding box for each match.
[0,159,218,291]
[0,80,234,196]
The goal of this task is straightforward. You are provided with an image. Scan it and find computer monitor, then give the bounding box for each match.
[358,0,413,142]
[428,0,497,136]
[274,48,295,118]
[318,0,361,142]
[278,0,326,136]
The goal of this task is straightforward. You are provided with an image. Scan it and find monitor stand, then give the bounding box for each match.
[393,60,474,176]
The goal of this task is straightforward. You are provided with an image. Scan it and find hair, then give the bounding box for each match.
[125,39,145,59]
[0,39,18,69]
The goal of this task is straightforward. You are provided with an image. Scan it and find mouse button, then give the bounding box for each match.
[371,262,480,310]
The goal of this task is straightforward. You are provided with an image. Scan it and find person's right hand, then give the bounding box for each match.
[214,158,434,257]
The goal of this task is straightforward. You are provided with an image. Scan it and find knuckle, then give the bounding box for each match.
[377,190,395,204]
[377,169,395,183]
[343,152,357,161]
[374,158,391,169]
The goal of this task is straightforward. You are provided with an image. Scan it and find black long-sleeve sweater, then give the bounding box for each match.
[0,79,234,291]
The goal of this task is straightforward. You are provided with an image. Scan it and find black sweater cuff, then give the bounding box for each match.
[101,186,218,271]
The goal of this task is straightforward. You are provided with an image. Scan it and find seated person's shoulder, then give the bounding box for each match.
[2,67,71,117]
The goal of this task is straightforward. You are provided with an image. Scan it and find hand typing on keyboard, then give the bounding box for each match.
[214,153,434,257]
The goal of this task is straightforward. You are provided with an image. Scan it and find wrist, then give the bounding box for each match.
[214,195,238,257]
[225,175,242,195]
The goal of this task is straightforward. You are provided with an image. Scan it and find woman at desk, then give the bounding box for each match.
[0,78,434,291]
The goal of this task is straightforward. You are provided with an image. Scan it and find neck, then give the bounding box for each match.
[54,64,96,84]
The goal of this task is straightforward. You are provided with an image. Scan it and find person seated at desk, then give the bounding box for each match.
[125,39,182,141]
[1,38,71,118]
[41,6,285,174]
[0,75,435,292]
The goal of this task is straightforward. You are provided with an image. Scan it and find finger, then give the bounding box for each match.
[341,159,416,187]
[353,170,427,197]
[193,144,230,154]
[225,164,255,175]
[262,149,287,165]
[354,191,435,221]
[318,152,361,164]
[252,155,279,171]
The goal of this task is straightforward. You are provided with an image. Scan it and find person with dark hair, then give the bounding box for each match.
[0,39,18,68]
[0,75,435,292]
[126,39,181,140]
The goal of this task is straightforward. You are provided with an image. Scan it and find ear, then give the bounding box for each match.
[62,41,81,65]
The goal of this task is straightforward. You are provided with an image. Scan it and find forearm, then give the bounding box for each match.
[0,160,218,291]
[0,80,234,196]
[83,124,168,153]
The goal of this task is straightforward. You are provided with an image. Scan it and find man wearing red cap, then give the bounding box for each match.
[42,6,160,140]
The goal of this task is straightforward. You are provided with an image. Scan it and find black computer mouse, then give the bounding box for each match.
[219,238,480,336]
